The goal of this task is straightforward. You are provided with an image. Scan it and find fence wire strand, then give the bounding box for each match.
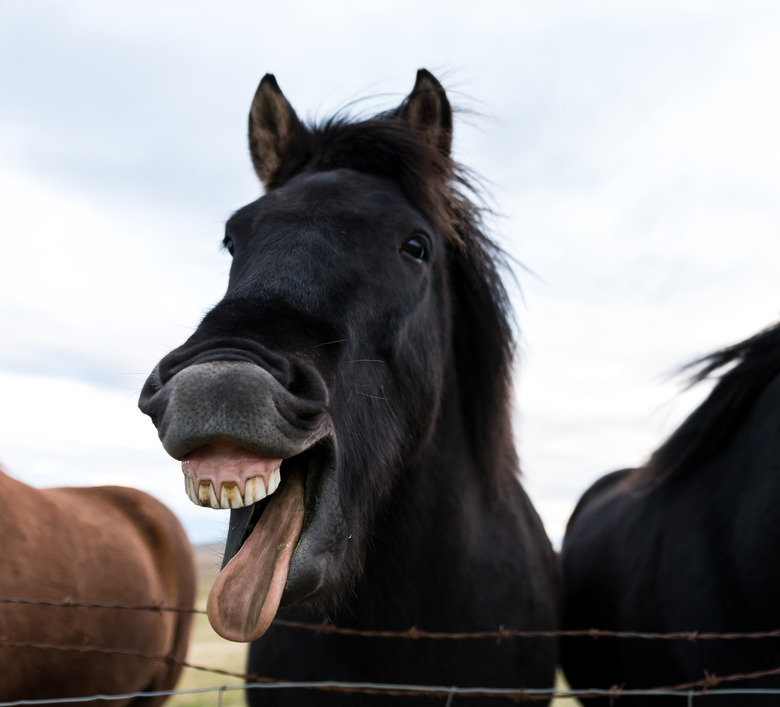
[4,596,780,641]
[3,595,780,703]
[5,682,780,706]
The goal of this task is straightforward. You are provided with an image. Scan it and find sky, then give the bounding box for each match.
[1,1,779,545]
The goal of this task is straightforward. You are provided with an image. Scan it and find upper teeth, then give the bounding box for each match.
[185,467,281,509]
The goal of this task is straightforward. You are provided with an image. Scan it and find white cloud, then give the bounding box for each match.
[1,1,779,545]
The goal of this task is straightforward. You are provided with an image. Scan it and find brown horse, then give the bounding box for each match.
[0,463,196,705]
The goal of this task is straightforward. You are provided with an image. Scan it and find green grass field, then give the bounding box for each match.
[169,545,580,706]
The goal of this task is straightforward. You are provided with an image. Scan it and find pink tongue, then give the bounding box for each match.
[207,465,305,642]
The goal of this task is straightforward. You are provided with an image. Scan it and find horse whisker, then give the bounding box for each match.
[340,359,386,365]
[353,391,390,401]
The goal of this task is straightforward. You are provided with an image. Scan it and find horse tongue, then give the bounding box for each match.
[207,466,305,642]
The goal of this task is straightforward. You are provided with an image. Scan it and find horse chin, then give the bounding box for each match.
[207,438,343,642]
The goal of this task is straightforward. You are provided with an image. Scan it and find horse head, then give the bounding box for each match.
[139,70,492,642]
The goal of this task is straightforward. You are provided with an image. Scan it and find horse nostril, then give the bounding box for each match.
[286,362,329,413]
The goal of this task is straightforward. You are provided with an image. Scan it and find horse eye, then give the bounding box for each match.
[223,236,235,256]
[400,236,429,262]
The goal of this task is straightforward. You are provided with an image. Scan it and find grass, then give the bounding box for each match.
[168,545,582,706]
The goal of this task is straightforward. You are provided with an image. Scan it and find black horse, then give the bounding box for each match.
[561,320,780,705]
[140,70,559,704]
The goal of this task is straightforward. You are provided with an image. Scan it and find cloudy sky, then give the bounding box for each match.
[1,1,779,545]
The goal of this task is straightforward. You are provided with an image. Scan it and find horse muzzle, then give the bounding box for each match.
[139,357,345,641]
[139,360,331,463]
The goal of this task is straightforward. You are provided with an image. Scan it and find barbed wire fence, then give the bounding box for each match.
[2,596,780,704]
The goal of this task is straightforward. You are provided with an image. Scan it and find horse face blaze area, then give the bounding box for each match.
[140,69,559,703]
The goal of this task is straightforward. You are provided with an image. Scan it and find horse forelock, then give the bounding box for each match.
[308,113,462,244]
[641,319,780,483]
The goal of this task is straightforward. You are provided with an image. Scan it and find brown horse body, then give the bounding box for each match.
[0,466,196,705]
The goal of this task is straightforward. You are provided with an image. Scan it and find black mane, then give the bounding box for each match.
[643,319,780,481]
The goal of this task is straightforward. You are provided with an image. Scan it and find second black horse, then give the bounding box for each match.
[562,320,780,705]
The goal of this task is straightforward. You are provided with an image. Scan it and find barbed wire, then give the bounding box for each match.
[0,685,245,707]
[272,619,780,642]
[4,595,780,702]
[0,636,780,707]
[0,596,201,614]
[4,670,780,707]
[0,637,247,682]
[4,596,780,642]
[3,632,780,702]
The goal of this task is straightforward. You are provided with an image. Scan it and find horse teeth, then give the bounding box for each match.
[220,482,244,509]
[268,466,281,495]
[244,475,268,506]
[185,476,198,505]
[198,480,220,509]
[185,473,281,508]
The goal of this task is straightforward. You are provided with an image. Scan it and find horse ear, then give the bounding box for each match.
[400,69,452,157]
[248,74,308,189]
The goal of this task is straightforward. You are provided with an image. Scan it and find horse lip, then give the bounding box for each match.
[283,436,344,606]
[144,361,331,461]
[221,436,341,606]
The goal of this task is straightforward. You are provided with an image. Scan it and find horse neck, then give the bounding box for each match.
[405,344,520,510]
[340,369,526,628]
